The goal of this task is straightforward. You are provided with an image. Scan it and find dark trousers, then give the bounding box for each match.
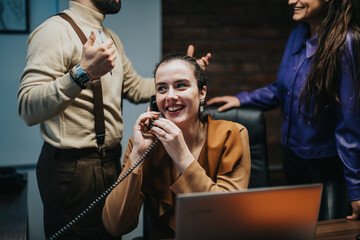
[282,146,351,220]
[37,142,123,240]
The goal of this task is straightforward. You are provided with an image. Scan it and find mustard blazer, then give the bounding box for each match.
[102,116,251,237]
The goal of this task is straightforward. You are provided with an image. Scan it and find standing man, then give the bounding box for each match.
[17,0,210,239]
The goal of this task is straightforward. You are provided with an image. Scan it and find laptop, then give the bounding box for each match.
[175,184,322,240]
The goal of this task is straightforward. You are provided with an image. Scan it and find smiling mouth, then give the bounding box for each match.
[167,106,185,112]
[294,6,305,11]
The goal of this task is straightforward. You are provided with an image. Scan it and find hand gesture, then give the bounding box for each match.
[80,30,116,80]
[150,118,195,173]
[187,45,212,70]
[207,96,241,112]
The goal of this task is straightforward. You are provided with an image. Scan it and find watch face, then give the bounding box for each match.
[78,72,91,85]
[76,65,90,85]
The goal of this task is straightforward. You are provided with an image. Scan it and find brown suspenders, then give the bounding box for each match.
[58,12,105,154]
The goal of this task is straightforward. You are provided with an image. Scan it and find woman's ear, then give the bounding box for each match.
[200,86,207,101]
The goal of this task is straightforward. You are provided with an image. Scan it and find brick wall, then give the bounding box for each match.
[162,0,298,184]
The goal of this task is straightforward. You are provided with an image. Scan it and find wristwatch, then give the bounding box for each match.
[70,64,91,89]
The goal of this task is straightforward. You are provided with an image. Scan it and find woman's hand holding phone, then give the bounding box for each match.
[129,111,160,172]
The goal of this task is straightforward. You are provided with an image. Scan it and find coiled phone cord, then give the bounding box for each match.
[48,140,159,240]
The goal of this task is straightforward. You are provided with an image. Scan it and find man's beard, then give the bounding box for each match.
[91,0,121,14]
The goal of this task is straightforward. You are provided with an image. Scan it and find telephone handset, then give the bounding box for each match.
[48,98,160,240]
[150,95,159,112]
[149,95,162,129]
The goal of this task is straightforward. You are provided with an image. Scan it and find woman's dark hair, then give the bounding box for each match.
[153,53,208,91]
[299,0,360,120]
[153,53,209,122]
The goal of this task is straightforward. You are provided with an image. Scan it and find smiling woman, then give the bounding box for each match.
[154,58,207,129]
[207,0,360,221]
[102,53,251,239]
[289,0,326,34]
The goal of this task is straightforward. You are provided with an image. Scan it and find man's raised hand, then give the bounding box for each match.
[80,30,116,80]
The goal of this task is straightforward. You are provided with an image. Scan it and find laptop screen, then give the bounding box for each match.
[175,184,322,240]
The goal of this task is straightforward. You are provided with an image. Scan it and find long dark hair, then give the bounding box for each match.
[153,53,208,91]
[299,0,360,120]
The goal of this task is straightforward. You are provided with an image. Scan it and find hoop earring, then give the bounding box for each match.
[199,100,205,112]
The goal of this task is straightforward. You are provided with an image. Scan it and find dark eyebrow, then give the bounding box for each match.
[155,82,166,88]
[175,79,191,84]
[155,79,191,87]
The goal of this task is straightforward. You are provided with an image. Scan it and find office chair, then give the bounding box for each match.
[204,106,271,188]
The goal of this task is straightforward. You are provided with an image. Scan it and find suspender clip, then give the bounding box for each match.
[96,133,105,157]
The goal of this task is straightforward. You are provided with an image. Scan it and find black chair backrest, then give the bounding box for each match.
[204,106,271,188]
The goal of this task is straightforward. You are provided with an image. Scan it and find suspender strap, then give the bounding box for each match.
[58,13,87,44]
[58,12,105,153]
[92,80,105,149]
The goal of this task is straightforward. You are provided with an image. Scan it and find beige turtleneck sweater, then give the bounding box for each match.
[18,1,155,149]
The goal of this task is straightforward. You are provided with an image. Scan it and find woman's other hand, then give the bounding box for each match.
[207,96,241,112]
[150,118,195,173]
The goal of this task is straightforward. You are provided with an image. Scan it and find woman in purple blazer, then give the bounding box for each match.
[208,0,360,220]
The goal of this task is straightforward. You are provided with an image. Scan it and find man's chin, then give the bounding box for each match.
[91,0,122,15]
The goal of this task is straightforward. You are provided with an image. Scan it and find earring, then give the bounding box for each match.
[199,100,205,112]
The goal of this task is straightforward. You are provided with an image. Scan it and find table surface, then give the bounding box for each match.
[0,174,28,240]
[316,218,360,240]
